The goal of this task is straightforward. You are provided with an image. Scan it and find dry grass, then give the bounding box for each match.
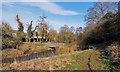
[2,49,23,58]
[55,43,77,55]
[2,42,77,58]
[2,49,107,70]
[1,63,11,70]
[2,42,50,58]
[4,55,72,70]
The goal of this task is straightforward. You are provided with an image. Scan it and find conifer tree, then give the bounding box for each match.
[16,15,24,32]
[16,15,25,42]
[27,21,33,42]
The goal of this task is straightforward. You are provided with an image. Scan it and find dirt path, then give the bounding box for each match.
[87,50,95,72]
[61,49,96,70]
[83,49,94,71]
[86,49,106,71]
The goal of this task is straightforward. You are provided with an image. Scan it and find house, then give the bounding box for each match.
[12,30,49,42]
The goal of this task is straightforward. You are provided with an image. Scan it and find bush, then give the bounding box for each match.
[1,22,21,50]
[80,11,120,50]
[105,43,120,69]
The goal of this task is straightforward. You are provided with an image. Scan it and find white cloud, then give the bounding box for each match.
[2,0,120,2]
[20,1,80,16]
[2,0,80,15]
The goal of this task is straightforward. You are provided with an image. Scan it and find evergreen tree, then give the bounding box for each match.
[16,15,24,32]
[27,21,33,42]
[27,21,38,42]
[16,15,25,42]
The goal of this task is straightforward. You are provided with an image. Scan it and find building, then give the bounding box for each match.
[12,30,49,42]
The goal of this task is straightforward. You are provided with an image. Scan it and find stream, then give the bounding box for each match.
[2,50,55,63]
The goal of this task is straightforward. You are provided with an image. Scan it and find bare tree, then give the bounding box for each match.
[2,22,13,35]
[75,27,83,44]
[58,25,75,43]
[37,15,49,42]
[48,28,58,42]
[85,2,118,25]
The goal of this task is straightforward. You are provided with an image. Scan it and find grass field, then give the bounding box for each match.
[62,49,107,70]
[3,49,108,70]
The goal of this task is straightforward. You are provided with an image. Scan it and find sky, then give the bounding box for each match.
[2,2,95,32]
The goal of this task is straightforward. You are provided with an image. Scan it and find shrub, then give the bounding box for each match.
[105,43,120,69]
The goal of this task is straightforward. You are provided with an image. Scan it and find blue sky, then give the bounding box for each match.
[2,2,94,32]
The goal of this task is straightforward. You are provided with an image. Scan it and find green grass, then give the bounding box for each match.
[62,49,107,70]
[90,50,108,70]
[62,49,93,70]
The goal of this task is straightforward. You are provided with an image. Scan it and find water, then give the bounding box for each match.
[2,50,55,63]
[2,43,65,63]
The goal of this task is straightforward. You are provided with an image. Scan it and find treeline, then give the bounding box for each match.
[15,15,83,44]
[80,2,119,46]
[49,25,82,43]
[1,15,82,49]
[79,2,120,70]
[81,12,120,46]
